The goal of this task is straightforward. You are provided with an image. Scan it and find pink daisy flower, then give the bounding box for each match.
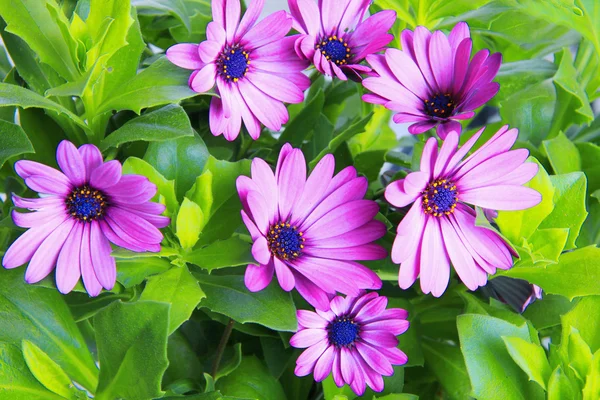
[362,22,502,139]
[384,126,541,296]
[166,0,310,141]
[237,144,386,311]
[289,0,396,80]
[2,141,169,296]
[290,292,409,395]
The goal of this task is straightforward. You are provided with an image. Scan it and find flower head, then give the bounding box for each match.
[166,0,310,141]
[362,22,501,139]
[384,126,541,296]
[290,292,409,395]
[2,141,169,296]
[237,144,386,311]
[289,0,396,80]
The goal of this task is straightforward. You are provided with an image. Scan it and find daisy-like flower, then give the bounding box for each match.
[237,144,386,311]
[362,22,501,139]
[290,292,409,395]
[2,141,169,296]
[166,0,310,141]
[289,0,396,80]
[385,126,541,296]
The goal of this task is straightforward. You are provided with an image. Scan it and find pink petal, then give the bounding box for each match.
[56,141,86,186]
[355,342,393,375]
[274,258,295,291]
[246,190,270,234]
[294,272,332,311]
[433,130,459,178]
[385,48,428,98]
[224,0,240,43]
[197,40,221,63]
[311,220,386,248]
[247,70,305,103]
[24,219,74,283]
[89,160,122,190]
[419,218,450,297]
[166,43,204,70]
[313,345,335,381]
[436,120,462,140]
[297,310,329,329]
[290,328,328,348]
[244,262,274,292]
[78,144,103,181]
[277,148,306,222]
[291,154,335,225]
[80,223,102,296]
[235,0,264,40]
[90,221,116,290]
[55,222,83,294]
[460,185,542,210]
[241,11,292,50]
[25,176,71,196]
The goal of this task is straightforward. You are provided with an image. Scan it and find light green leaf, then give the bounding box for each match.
[215,356,286,400]
[0,342,64,400]
[0,119,34,168]
[527,228,569,265]
[577,142,600,193]
[122,157,178,216]
[182,236,253,271]
[196,274,297,332]
[100,104,194,150]
[542,132,582,174]
[97,57,199,114]
[547,365,577,400]
[422,338,471,399]
[141,265,206,334]
[503,336,552,390]
[322,375,356,400]
[567,328,593,381]
[457,314,545,400]
[21,340,78,399]
[562,296,600,353]
[132,0,191,32]
[86,0,133,68]
[176,198,204,249]
[94,301,170,400]
[583,349,600,400]
[374,395,419,400]
[495,59,557,102]
[116,256,172,288]
[186,171,214,218]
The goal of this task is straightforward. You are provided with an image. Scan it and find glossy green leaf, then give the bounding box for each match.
[213,343,242,382]
[277,90,324,148]
[86,0,134,68]
[196,274,297,332]
[0,342,64,400]
[100,104,194,151]
[176,198,204,249]
[0,268,98,391]
[577,142,600,193]
[457,314,545,400]
[583,349,600,400]
[547,365,577,400]
[183,236,253,271]
[542,132,582,174]
[495,59,557,102]
[186,170,214,217]
[503,336,551,390]
[422,338,471,400]
[215,356,286,400]
[94,301,170,400]
[567,328,593,380]
[0,119,34,168]
[141,265,206,334]
[132,0,191,32]
[116,256,172,288]
[561,296,600,353]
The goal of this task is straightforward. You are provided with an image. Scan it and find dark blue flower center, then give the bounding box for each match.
[216,45,250,82]
[316,36,351,65]
[329,317,359,347]
[267,222,305,261]
[424,93,455,118]
[66,186,107,222]
[422,179,458,217]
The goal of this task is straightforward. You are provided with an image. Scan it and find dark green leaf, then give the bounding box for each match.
[183,236,253,272]
[0,119,34,168]
[422,338,472,400]
[133,0,191,32]
[116,256,172,288]
[215,356,287,400]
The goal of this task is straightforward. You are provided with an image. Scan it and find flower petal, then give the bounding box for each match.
[56,140,86,186]
[244,262,274,292]
[166,43,204,70]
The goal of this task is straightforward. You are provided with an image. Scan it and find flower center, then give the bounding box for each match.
[216,45,250,82]
[424,93,455,118]
[422,179,458,217]
[329,317,359,347]
[316,35,351,65]
[267,222,305,261]
[66,186,107,222]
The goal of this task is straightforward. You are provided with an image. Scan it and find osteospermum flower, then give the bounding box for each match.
[237,144,386,311]
[385,126,541,296]
[289,0,396,80]
[362,22,501,139]
[2,141,169,296]
[290,292,409,395]
[166,0,310,141]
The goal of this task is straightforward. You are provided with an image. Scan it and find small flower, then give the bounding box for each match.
[362,22,501,139]
[237,144,386,311]
[289,0,396,80]
[2,141,169,296]
[166,0,310,141]
[290,292,409,396]
[384,126,541,296]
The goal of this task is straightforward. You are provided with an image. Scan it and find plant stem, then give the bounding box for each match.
[211,319,235,378]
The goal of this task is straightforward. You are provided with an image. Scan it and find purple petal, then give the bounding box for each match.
[304,199,378,240]
[290,328,328,348]
[433,131,459,178]
[56,222,83,294]
[355,342,393,376]
[12,208,62,229]
[107,208,163,244]
[78,144,103,181]
[25,219,74,284]
[251,237,271,267]
[419,218,450,297]
[340,347,355,384]
[412,26,436,88]
[297,309,329,329]
[354,296,387,322]
[311,220,386,248]
[244,262,274,292]
[274,258,295,291]
[80,223,102,296]
[452,39,472,94]
[392,201,426,263]
[378,346,408,365]
[89,160,122,190]
[363,319,409,336]
[277,148,306,222]
[493,162,539,186]
[436,120,462,140]
[408,121,437,135]
[460,185,542,210]
[225,0,240,43]
[90,221,116,290]
[457,148,530,190]
[25,176,71,196]
[461,82,500,111]
[56,140,86,186]
[448,22,470,51]
[246,191,270,234]
[385,48,428,98]
[295,340,330,371]
[304,244,387,261]
[237,79,287,131]
[15,160,70,184]
[206,21,226,43]
[198,40,221,63]
[294,272,331,311]
[455,126,517,176]
[291,154,335,225]
[235,0,264,40]
[241,209,261,241]
[191,63,216,93]
[166,43,204,70]
[241,11,292,50]
[11,194,63,211]
[313,345,335,381]
[290,0,320,35]
[360,330,399,348]
[247,70,305,103]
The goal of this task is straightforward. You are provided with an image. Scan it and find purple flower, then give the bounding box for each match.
[237,144,386,311]
[362,22,501,139]
[2,141,169,296]
[384,126,541,296]
[166,0,310,141]
[289,0,396,81]
[290,292,409,395]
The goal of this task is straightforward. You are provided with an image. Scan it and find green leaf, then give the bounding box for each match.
[567,328,593,380]
[562,295,600,353]
[583,349,600,400]
[276,90,325,148]
[457,314,545,400]
[145,133,210,200]
[163,331,203,387]
[539,172,588,250]
[196,274,297,332]
[97,57,200,114]
[116,256,172,288]
[100,104,194,151]
[0,119,34,168]
[215,356,286,400]
[503,336,552,390]
[0,0,80,80]
[542,132,582,174]
[577,143,600,193]
[322,375,356,400]
[86,0,134,68]
[523,294,575,331]
[495,59,557,102]
[94,301,170,400]
[183,236,253,271]
[132,0,191,32]
[422,338,472,400]
[0,268,98,391]
[213,343,242,382]
[141,265,206,334]
[0,342,64,399]
[547,365,577,400]
[374,395,419,400]
[122,157,178,216]
[22,340,79,399]
[186,170,214,217]
[176,198,204,249]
